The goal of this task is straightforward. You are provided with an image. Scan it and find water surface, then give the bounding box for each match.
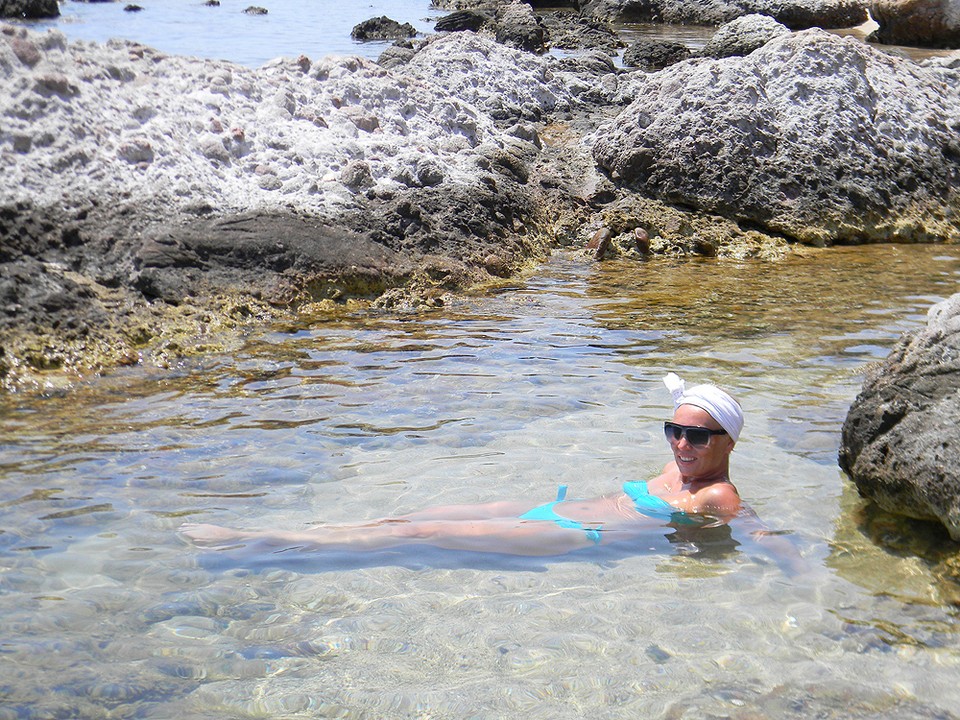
[32,0,445,65]
[2,246,959,718]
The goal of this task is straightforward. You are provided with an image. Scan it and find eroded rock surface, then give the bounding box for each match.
[840,294,960,541]
[578,0,868,29]
[0,26,588,386]
[593,30,960,245]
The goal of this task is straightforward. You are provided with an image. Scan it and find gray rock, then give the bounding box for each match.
[869,0,960,48]
[700,13,791,58]
[579,0,868,29]
[486,1,548,53]
[622,38,691,69]
[351,16,418,42]
[377,41,417,69]
[435,9,490,32]
[839,293,960,541]
[0,0,59,18]
[593,29,960,246]
[0,27,589,384]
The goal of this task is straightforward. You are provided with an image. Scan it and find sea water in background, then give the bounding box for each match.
[1,246,959,717]
[36,0,445,65]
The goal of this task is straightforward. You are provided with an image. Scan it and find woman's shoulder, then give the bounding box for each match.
[691,481,741,515]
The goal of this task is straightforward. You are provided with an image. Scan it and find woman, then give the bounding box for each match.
[181,373,750,557]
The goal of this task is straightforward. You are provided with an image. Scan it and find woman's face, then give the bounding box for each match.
[667,404,735,481]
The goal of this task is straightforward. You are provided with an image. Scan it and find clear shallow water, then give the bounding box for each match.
[2,246,960,718]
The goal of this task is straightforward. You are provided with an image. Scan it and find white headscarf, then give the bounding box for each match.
[663,372,743,442]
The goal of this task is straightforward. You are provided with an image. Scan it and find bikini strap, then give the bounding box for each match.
[556,485,568,501]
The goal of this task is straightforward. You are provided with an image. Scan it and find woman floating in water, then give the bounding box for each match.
[181,372,795,562]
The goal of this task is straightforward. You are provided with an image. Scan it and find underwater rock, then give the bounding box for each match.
[840,293,960,541]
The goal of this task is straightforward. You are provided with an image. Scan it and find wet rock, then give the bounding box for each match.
[243,6,267,15]
[434,9,490,32]
[700,14,791,58]
[0,0,59,19]
[351,16,418,42]
[840,293,960,541]
[594,29,960,246]
[586,226,613,259]
[622,38,691,69]
[869,0,960,48]
[578,0,868,29]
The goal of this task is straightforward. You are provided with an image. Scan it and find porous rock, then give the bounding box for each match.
[593,29,960,246]
[840,293,960,541]
[700,13,791,58]
[578,0,868,29]
[0,27,586,386]
[486,0,548,53]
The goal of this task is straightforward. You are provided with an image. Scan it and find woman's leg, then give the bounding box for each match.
[179,498,534,548]
[180,515,595,556]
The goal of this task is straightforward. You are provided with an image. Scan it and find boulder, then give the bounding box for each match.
[869,0,960,48]
[539,10,625,54]
[351,16,418,42]
[593,29,960,245]
[578,0,868,29]
[622,38,691,69]
[0,0,59,18]
[700,13,792,58]
[839,293,960,541]
[435,9,491,32]
[432,1,547,53]
[486,0,548,53]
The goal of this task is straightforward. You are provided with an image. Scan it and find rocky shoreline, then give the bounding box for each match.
[3,2,957,389]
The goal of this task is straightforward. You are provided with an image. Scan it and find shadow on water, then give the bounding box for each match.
[830,483,960,607]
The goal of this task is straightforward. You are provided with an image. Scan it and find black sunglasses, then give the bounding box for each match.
[664,422,727,448]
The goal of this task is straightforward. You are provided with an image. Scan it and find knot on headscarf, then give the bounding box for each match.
[663,372,743,442]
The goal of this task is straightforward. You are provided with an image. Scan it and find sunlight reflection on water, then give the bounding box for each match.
[1,246,960,718]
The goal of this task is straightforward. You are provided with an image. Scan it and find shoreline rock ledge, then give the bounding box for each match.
[0,25,590,390]
[839,293,960,541]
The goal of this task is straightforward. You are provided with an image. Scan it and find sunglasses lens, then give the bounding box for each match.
[686,428,709,447]
[664,423,712,447]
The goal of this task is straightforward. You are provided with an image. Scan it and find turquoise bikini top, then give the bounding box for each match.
[622,481,688,520]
